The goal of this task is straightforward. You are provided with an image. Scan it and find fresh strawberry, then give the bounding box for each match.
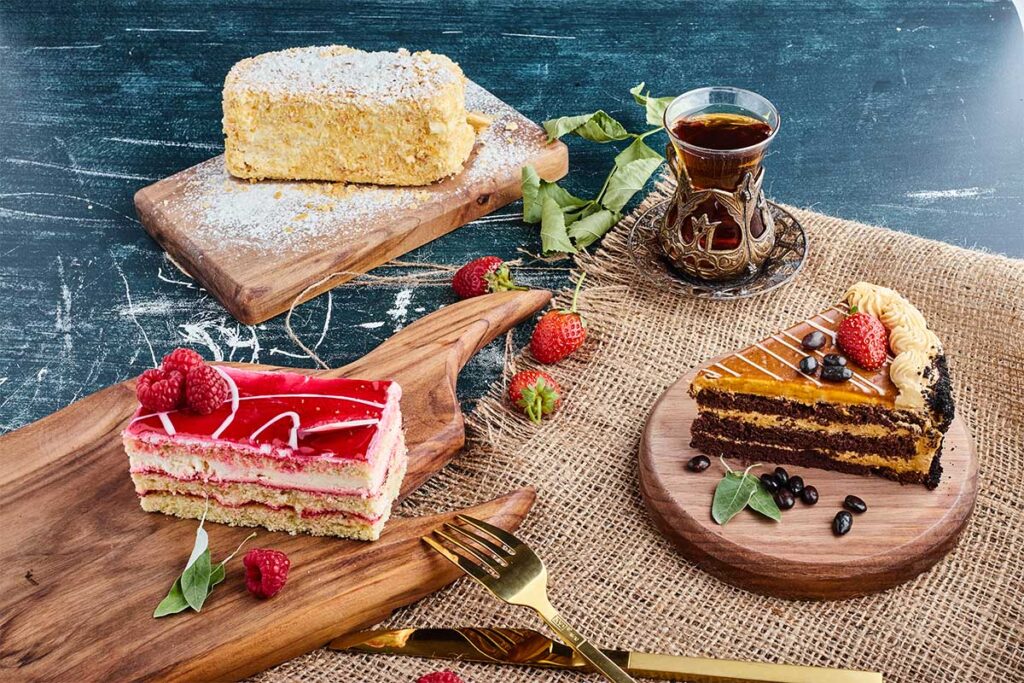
[508,370,562,423]
[529,275,587,364]
[185,364,230,415]
[837,306,888,370]
[452,256,524,299]
[136,367,185,412]
[161,347,205,377]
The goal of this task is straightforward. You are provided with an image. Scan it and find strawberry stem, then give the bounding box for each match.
[567,273,586,313]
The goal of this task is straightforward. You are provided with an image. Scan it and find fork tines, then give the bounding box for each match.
[422,514,520,583]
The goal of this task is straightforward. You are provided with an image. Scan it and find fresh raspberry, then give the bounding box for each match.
[416,671,464,683]
[452,256,525,299]
[507,370,562,424]
[135,367,185,412]
[243,548,290,599]
[185,364,229,415]
[529,275,587,364]
[837,307,888,370]
[161,347,205,377]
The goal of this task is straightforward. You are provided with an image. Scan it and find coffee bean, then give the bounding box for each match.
[799,356,819,374]
[774,489,795,510]
[687,455,711,472]
[844,495,868,513]
[801,485,819,505]
[833,511,853,536]
[760,473,780,493]
[801,331,826,350]
[823,353,847,367]
[773,466,789,486]
[822,365,853,382]
[787,475,805,495]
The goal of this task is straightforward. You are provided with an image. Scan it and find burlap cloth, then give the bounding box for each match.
[258,180,1024,682]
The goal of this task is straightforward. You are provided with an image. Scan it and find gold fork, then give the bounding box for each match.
[423,514,638,683]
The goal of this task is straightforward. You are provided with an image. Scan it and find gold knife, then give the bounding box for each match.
[329,627,883,682]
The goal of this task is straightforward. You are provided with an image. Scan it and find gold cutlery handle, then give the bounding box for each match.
[536,603,637,683]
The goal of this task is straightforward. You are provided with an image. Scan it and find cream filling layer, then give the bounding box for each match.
[701,434,936,474]
[700,407,923,439]
[127,417,403,496]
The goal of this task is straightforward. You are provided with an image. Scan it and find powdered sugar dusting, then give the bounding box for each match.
[227,46,461,103]
[159,82,543,257]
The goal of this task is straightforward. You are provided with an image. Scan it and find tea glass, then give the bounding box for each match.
[659,87,780,281]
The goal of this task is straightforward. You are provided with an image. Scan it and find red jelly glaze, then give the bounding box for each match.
[126,368,395,461]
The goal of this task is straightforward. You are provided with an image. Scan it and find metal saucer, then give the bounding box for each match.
[627,199,808,299]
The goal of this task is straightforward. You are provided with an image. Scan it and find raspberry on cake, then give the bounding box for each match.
[122,366,407,541]
[222,45,477,185]
[689,282,955,487]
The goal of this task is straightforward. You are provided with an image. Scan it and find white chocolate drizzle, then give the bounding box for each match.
[713,362,740,377]
[734,352,784,381]
[300,418,381,435]
[157,412,176,436]
[755,342,822,387]
[251,411,301,450]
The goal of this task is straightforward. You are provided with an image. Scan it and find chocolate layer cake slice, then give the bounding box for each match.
[690,282,955,487]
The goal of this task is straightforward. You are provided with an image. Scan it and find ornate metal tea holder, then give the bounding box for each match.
[628,194,807,300]
[658,146,778,282]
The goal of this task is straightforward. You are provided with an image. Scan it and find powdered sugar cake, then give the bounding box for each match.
[223,46,476,185]
[122,367,407,540]
[134,81,568,324]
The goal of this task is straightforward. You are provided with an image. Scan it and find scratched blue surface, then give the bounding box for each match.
[1,1,1022,432]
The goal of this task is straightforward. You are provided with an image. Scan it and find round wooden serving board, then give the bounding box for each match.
[639,361,978,601]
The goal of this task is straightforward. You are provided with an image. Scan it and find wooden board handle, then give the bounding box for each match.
[331,289,552,497]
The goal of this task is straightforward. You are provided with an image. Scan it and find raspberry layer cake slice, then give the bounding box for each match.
[123,368,406,540]
[689,282,955,487]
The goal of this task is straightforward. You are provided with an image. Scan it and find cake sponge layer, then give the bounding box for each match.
[131,442,408,519]
[138,447,405,541]
[223,45,476,185]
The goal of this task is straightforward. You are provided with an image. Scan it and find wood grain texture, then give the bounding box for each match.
[133,85,568,324]
[639,363,979,601]
[0,290,548,681]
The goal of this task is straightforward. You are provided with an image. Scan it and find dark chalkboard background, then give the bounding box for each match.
[2,1,1022,433]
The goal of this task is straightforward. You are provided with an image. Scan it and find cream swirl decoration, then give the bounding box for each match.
[844,282,941,409]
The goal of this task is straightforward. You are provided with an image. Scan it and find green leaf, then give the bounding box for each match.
[540,196,576,255]
[153,578,190,618]
[568,209,620,249]
[543,111,631,143]
[181,548,212,612]
[521,166,543,223]
[522,166,590,226]
[599,137,664,212]
[541,181,589,211]
[629,82,676,126]
[747,485,782,521]
[711,472,758,525]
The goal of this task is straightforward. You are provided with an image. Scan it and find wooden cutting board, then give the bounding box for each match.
[639,360,978,601]
[0,290,550,681]
[134,82,568,325]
